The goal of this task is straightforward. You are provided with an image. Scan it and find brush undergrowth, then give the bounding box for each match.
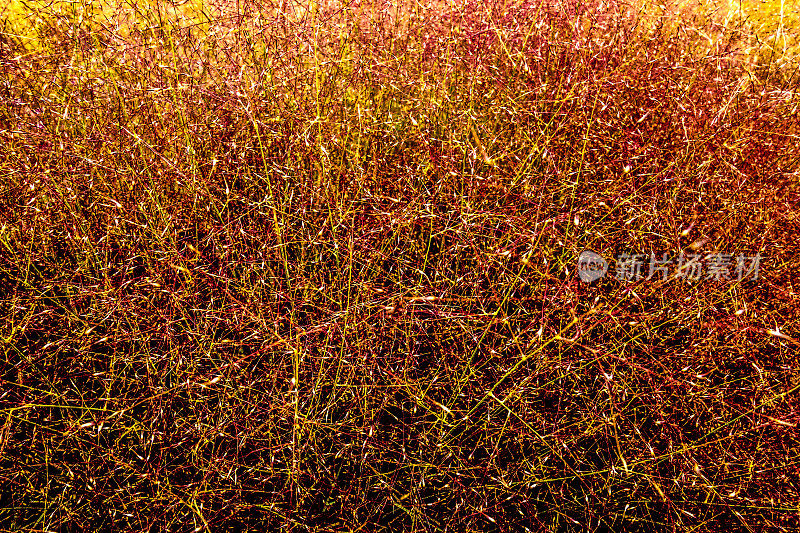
[1,0,799,530]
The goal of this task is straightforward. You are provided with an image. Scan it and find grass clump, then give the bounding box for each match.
[0,0,799,530]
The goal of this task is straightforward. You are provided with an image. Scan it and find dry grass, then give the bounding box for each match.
[1,0,799,530]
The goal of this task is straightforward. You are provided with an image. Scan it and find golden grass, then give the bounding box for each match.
[0,0,798,529]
